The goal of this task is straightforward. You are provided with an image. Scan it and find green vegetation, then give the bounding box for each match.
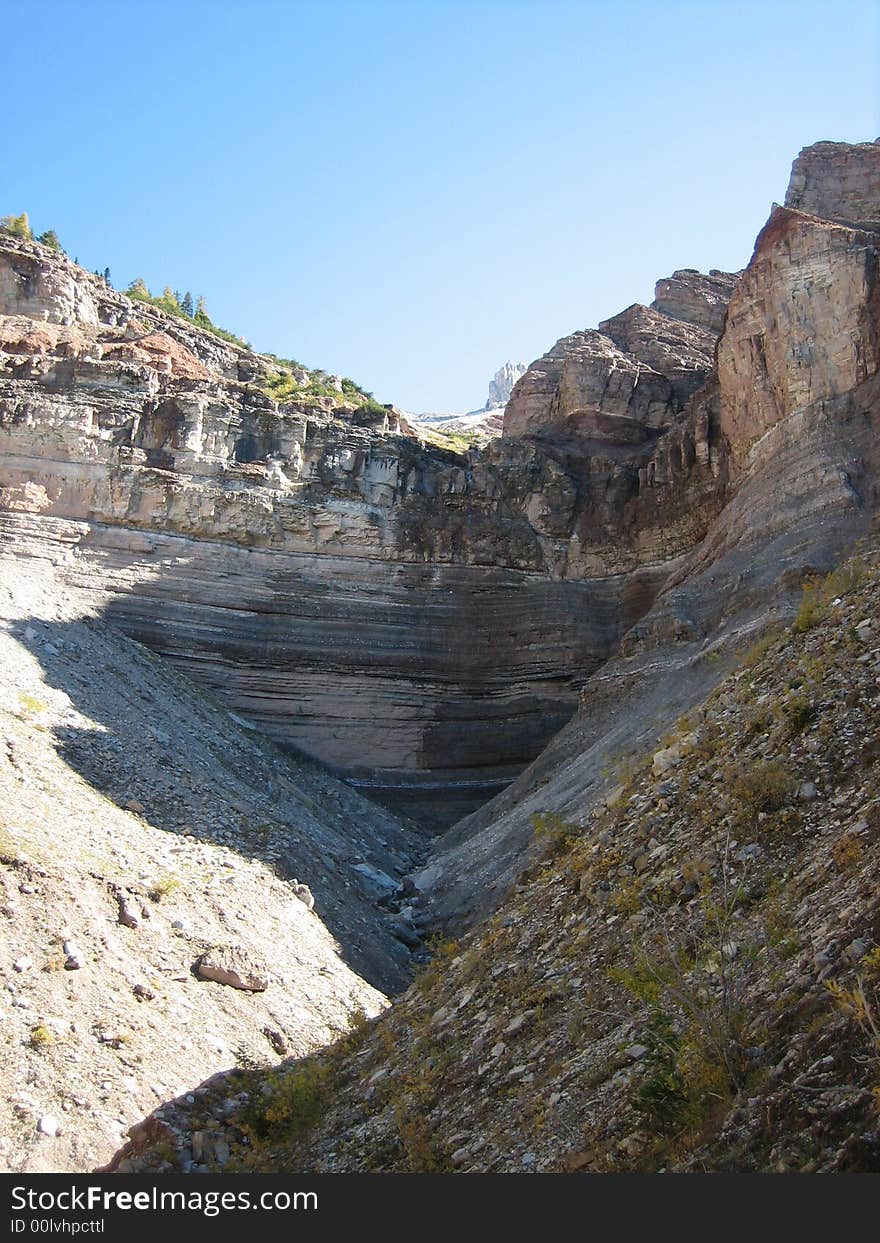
[531,810,580,857]
[28,1024,54,1050]
[262,356,385,414]
[1,213,64,251]
[1,212,33,239]
[729,758,794,814]
[147,872,181,903]
[793,557,869,633]
[126,280,251,348]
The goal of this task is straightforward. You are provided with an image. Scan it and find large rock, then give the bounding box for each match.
[196,946,270,992]
[502,267,737,441]
[718,205,880,474]
[785,138,880,226]
[651,268,740,334]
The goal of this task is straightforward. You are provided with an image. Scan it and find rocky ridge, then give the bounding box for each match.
[420,141,880,926]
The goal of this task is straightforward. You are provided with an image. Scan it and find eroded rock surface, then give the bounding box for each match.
[785,138,880,226]
[0,241,726,827]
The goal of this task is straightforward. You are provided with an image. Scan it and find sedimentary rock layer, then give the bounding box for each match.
[785,138,880,226]
[0,240,731,827]
[419,142,880,922]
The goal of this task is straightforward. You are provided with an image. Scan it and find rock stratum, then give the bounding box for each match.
[0,241,735,830]
[2,137,880,1174]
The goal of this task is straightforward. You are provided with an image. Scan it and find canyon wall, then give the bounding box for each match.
[0,239,733,828]
[4,139,875,859]
[417,141,880,922]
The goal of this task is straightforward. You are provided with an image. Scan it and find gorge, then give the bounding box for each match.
[2,137,880,1174]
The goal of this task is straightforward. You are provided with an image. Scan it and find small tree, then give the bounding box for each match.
[1,212,33,239]
[103,267,112,287]
[181,290,194,318]
[194,295,211,328]
[37,229,62,251]
[127,277,151,301]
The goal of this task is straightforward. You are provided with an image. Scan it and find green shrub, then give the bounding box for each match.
[29,1024,54,1050]
[783,693,817,735]
[731,760,794,814]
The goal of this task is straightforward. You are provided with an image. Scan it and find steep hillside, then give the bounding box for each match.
[0,543,423,1173]
[109,537,880,1173]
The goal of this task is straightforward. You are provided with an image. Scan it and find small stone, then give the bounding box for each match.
[12,956,33,973]
[625,1044,649,1060]
[847,938,871,962]
[117,894,141,929]
[350,862,398,900]
[451,1147,469,1166]
[798,782,818,802]
[291,882,315,911]
[652,746,680,776]
[62,943,84,969]
[521,1152,536,1167]
[37,1115,60,1137]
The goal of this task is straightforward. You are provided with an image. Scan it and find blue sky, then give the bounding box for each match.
[4,0,878,411]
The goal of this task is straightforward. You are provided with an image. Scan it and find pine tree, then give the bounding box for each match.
[194,296,211,327]
[103,267,112,287]
[37,229,62,251]
[181,291,194,318]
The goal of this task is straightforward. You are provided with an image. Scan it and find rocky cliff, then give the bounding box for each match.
[4,137,880,1176]
[418,144,880,925]
[785,138,880,227]
[0,243,732,829]
[102,138,880,1177]
[486,361,526,409]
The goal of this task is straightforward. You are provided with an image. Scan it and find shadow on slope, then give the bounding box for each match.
[8,609,423,995]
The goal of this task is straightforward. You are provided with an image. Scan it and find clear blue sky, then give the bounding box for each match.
[4,0,878,411]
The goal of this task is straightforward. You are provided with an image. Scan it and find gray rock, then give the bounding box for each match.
[196,946,269,992]
[350,863,398,900]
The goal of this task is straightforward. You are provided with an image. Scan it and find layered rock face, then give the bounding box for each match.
[4,139,877,857]
[652,267,739,333]
[785,138,880,226]
[419,140,880,924]
[1,239,711,828]
[502,266,737,441]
